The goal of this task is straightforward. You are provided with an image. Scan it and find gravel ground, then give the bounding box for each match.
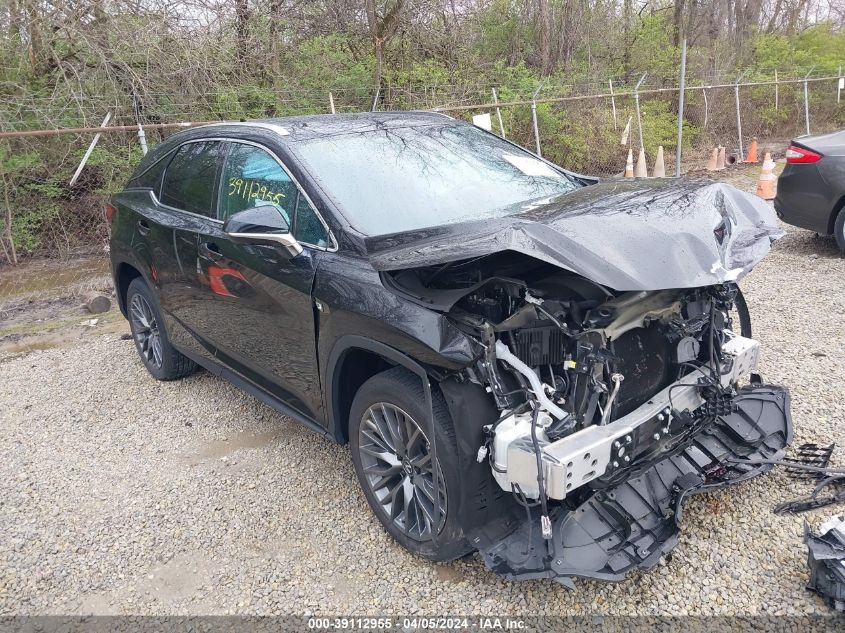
[1,212,845,616]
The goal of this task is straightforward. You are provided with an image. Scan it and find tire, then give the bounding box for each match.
[349,366,471,561]
[126,277,197,381]
[733,286,752,339]
[834,208,845,254]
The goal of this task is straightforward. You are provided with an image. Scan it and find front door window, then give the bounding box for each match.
[220,144,329,247]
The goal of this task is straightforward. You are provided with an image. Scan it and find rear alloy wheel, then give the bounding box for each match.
[129,293,163,369]
[349,367,470,561]
[126,278,197,381]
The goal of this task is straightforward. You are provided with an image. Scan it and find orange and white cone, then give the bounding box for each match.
[744,137,759,163]
[756,152,777,200]
[624,148,634,177]
[706,147,719,171]
[716,145,726,170]
[653,146,666,177]
[634,148,648,178]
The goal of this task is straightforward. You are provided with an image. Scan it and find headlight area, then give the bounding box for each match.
[491,335,761,500]
[426,265,795,585]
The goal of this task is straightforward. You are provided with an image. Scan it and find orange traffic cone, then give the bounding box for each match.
[744,137,759,163]
[634,148,648,177]
[653,146,666,177]
[706,147,719,171]
[756,152,776,200]
[716,146,726,170]
[624,148,634,177]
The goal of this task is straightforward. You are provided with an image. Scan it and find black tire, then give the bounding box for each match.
[734,286,752,339]
[834,208,845,254]
[126,277,197,381]
[349,366,471,561]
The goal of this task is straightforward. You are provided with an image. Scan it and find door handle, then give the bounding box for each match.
[136,220,151,236]
[199,241,223,262]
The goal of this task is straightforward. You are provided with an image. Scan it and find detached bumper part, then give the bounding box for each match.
[477,384,793,584]
[806,515,845,612]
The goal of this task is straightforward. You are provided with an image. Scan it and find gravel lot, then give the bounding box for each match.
[2,207,845,616]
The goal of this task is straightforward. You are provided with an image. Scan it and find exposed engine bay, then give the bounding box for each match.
[385,250,793,584]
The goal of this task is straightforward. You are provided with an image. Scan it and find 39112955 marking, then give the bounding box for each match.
[307,617,393,629]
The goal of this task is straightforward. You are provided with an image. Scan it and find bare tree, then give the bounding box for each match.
[364,0,405,90]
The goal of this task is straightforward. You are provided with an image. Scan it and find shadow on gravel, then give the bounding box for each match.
[772,228,841,258]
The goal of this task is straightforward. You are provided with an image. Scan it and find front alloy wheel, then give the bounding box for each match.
[348,366,470,561]
[358,403,447,542]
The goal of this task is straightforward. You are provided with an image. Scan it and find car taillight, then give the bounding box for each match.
[785,144,823,163]
[104,202,117,224]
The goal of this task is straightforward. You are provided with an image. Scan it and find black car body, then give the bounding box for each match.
[775,129,845,252]
[109,112,792,586]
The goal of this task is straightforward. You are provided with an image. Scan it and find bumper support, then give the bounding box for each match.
[477,384,793,584]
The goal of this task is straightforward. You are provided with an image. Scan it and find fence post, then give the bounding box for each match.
[634,73,647,151]
[492,88,506,138]
[69,112,111,187]
[775,70,779,110]
[804,66,816,135]
[371,87,380,112]
[329,92,336,114]
[609,79,618,130]
[675,39,687,177]
[838,66,842,103]
[132,94,148,155]
[531,82,544,157]
[734,71,747,159]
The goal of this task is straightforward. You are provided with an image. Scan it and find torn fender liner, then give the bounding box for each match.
[366,179,783,291]
[475,385,793,584]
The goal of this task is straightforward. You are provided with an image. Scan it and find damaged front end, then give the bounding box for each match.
[385,247,792,584]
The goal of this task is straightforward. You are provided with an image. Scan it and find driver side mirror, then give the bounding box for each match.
[223,206,303,257]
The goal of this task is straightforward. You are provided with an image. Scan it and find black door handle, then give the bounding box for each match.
[199,241,223,262]
[136,220,150,236]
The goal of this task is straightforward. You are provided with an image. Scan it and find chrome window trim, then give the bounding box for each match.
[195,121,291,136]
[148,190,223,225]
[158,136,338,252]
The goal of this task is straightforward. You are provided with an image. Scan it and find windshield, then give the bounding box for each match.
[294,122,579,235]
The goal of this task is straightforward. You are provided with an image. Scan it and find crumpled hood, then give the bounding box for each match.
[365,178,783,291]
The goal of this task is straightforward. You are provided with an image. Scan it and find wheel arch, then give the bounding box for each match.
[827,192,845,235]
[114,261,146,317]
[326,335,435,444]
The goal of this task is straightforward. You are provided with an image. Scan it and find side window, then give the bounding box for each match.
[127,150,172,191]
[160,142,223,216]
[294,196,329,247]
[220,144,297,225]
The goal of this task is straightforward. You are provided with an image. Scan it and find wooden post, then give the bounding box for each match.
[609,79,618,130]
[492,88,506,138]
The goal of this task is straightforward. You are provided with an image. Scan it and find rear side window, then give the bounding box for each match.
[126,150,173,191]
[160,142,224,217]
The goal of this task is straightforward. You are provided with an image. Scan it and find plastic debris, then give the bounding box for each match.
[784,443,836,480]
[805,515,845,612]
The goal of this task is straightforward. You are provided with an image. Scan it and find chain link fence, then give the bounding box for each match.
[1,69,845,332]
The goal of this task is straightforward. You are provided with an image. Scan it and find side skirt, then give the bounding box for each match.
[178,346,335,442]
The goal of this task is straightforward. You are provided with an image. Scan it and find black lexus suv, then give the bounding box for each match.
[109,112,792,586]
